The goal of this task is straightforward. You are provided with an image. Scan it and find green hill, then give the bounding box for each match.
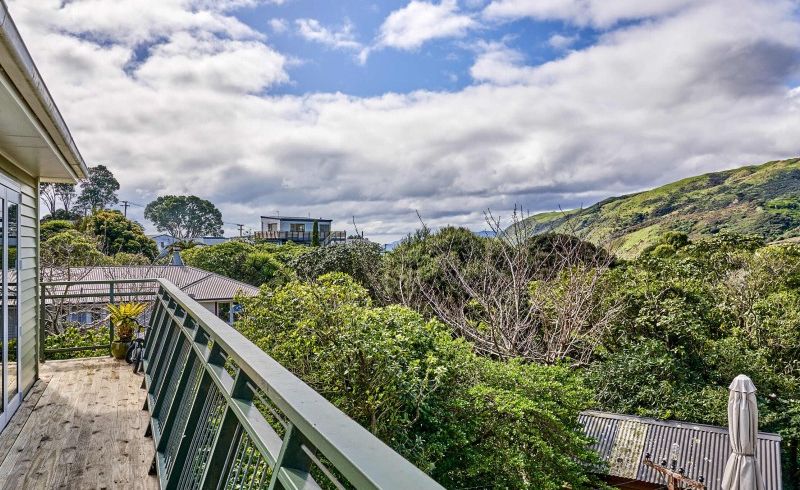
[513,157,800,258]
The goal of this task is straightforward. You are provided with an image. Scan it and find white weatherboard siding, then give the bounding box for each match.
[0,158,39,394]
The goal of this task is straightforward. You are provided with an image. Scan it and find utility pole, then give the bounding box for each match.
[121,200,129,217]
[237,224,244,237]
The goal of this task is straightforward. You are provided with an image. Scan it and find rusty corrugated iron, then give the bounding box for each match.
[580,410,782,489]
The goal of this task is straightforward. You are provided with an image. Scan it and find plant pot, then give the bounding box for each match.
[111,341,131,360]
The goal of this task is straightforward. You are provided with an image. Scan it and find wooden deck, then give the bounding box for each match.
[0,358,158,489]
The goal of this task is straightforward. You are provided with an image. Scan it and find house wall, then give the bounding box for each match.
[260,217,332,233]
[0,157,38,395]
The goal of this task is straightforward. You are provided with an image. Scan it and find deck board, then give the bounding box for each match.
[0,358,158,489]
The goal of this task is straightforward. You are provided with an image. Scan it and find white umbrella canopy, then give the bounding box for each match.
[722,374,766,490]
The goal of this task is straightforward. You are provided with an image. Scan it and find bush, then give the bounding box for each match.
[44,325,110,360]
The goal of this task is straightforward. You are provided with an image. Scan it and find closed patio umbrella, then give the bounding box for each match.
[722,374,765,490]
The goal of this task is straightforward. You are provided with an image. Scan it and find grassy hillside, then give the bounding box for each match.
[513,157,800,257]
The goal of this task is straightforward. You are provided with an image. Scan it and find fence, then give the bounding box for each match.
[144,278,443,489]
[40,278,159,359]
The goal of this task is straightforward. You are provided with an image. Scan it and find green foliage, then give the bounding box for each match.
[144,195,223,240]
[236,273,603,488]
[292,240,384,296]
[107,302,147,341]
[591,234,800,482]
[76,165,120,212]
[311,220,320,246]
[41,230,106,268]
[45,325,110,360]
[182,240,295,286]
[84,210,158,259]
[41,220,74,241]
[41,209,82,222]
[513,157,800,257]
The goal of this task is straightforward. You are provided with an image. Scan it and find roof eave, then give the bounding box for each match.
[0,3,88,182]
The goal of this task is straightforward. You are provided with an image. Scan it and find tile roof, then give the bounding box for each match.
[42,265,260,302]
[580,410,782,489]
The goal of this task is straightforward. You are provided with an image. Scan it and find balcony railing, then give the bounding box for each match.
[251,230,346,243]
[143,278,442,489]
[40,278,159,359]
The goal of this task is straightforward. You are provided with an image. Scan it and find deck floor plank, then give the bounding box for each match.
[0,358,158,489]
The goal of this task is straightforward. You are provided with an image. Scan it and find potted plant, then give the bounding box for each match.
[108,302,147,359]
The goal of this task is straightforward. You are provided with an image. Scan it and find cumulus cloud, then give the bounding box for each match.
[8,0,800,241]
[377,0,475,50]
[295,18,363,51]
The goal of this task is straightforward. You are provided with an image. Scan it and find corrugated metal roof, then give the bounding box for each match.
[42,266,260,302]
[580,410,782,489]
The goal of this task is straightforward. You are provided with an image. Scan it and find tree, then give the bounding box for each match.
[311,220,320,246]
[40,183,58,215]
[182,240,290,286]
[144,195,223,240]
[293,240,384,296]
[41,220,74,241]
[383,220,618,364]
[84,210,158,259]
[235,273,604,489]
[55,183,77,212]
[76,165,119,212]
[41,209,82,222]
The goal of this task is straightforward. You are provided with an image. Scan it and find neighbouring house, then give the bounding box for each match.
[255,215,345,245]
[149,233,231,254]
[42,264,259,325]
[580,410,782,489]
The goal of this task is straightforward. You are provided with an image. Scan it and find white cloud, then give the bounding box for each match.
[295,18,362,51]
[483,0,698,28]
[548,33,578,50]
[269,18,288,33]
[7,0,800,242]
[470,42,535,85]
[377,0,475,50]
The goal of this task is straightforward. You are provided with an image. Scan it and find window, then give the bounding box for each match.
[290,223,305,232]
[267,223,277,231]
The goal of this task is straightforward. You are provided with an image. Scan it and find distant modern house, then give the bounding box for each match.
[254,215,345,245]
[580,410,782,489]
[149,233,231,254]
[42,264,259,324]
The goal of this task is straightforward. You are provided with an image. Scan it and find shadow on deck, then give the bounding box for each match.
[0,358,157,489]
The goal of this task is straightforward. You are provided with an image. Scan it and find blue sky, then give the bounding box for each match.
[8,0,800,242]
[233,1,587,97]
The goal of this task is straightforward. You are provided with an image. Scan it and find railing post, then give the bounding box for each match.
[108,281,115,356]
[39,283,46,363]
[268,423,313,490]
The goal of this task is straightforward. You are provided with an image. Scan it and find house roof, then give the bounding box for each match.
[41,265,260,302]
[261,216,332,222]
[579,410,782,489]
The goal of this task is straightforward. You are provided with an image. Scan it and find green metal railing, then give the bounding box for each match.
[144,279,443,489]
[40,278,159,359]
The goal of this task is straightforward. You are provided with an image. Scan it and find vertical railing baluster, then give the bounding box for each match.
[199,370,253,489]
[146,296,172,376]
[108,281,115,355]
[268,423,313,490]
[151,328,188,419]
[164,369,214,488]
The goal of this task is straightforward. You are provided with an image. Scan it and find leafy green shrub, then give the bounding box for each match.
[45,325,110,360]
